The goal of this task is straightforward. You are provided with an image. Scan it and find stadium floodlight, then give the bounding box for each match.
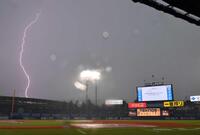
[80,70,101,82]
[74,81,86,91]
[79,69,101,106]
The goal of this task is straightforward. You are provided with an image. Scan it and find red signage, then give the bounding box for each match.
[128,102,147,109]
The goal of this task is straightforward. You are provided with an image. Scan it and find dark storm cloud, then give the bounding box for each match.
[0,0,200,103]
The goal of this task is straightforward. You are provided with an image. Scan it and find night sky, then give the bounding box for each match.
[0,0,200,103]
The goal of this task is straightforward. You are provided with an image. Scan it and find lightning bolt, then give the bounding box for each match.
[20,12,40,98]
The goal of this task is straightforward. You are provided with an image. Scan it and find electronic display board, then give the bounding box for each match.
[137,108,161,116]
[190,95,200,102]
[146,102,164,108]
[129,111,137,117]
[162,110,170,116]
[128,102,147,109]
[163,101,184,107]
[137,85,173,102]
[105,100,123,105]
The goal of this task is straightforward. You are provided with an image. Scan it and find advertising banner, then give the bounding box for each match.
[146,102,164,108]
[129,111,137,117]
[162,110,170,116]
[164,101,184,107]
[128,102,147,109]
[137,108,160,116]
[190,96,200,102]
[105,100,123,105]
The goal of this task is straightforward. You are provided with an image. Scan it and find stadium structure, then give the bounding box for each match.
[0,95,128,119]
[132,0,200,26]
[0,0,200,121]
[0,81,200,120]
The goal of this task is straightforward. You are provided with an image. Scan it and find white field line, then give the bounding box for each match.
[153,128,173,131]
[174,128,200,131]
[77,129,87,134]
[153,128,200,131]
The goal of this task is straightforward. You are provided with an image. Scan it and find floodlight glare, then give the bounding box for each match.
[79,69,101,106]
[74,81,87,91]
[80,70,101,82]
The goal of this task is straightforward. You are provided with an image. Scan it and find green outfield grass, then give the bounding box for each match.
[0,120,199,135]
[0,120,199,126]
[0,127,200,135]
[0,120,67,126]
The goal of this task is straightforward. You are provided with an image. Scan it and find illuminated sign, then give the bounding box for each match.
[105,100,123,105]
[190,96,200,102]
[162,110,170,116]
[128,102,147,109]
[137,108,160,116]
[129,111,137,117]
[164,101,184,107]
[146,102,163,108]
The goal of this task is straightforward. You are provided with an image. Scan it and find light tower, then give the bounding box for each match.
[79,70,101,105]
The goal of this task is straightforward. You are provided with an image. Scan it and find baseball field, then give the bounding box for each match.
[0,120,200,135]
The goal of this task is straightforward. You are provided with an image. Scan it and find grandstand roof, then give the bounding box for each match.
[132,0,200,26]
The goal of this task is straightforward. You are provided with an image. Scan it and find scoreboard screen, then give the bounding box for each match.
[137,85,173,102]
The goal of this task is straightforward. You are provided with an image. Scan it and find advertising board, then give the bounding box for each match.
[190,95,200,102]
[137,108,161,116]
[163,101,184,107]
[105,100,123,105]
[146,102,164,108]
[162,110,170,116]
[129,111,137,117]
[128,102,147,109]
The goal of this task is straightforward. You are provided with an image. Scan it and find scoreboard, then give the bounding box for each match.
[137,85,173,102]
